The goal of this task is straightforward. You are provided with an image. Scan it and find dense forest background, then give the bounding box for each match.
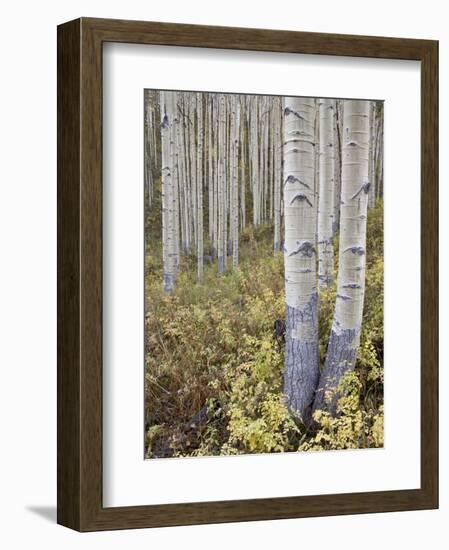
[144,90,384,458]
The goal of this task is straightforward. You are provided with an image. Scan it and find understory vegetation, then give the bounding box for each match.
[144,192,384,458]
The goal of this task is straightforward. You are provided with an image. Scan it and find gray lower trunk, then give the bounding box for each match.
[312,326,358,414]
[284,294,320,425]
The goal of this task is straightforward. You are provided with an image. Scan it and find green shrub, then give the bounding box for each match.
[144,200,384,457]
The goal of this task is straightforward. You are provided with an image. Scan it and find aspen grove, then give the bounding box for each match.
[144,90,384,457]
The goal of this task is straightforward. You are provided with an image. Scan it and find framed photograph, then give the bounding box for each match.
[57,17,438,531]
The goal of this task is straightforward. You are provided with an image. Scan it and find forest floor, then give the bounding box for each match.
[144,200,384,458]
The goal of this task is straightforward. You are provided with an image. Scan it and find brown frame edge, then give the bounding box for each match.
[57,17,438,532]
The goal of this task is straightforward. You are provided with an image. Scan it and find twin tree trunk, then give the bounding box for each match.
[283,98,370,421]
[313,100,370,414]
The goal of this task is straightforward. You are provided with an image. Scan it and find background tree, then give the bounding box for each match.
[332,100,343,235]
[273,96,283,252]
[196,92,204,281]
[317,98,335,286]
[160,91,178,292]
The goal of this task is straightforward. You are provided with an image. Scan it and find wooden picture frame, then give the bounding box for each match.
[57,17,438,531]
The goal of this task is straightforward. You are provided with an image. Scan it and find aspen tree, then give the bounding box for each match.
[152,91,159,182]
[273,96,282,252]
[179,95,190,252]
[188,94,197,247]
[230,95,240,267]
[317,99,335,286]
[332,100,343,235]
[239,96,247,229]
[197,92,204,281]
[313,99,370,413]
[368,101,376,208]
[160,91,177,293]
[177,96,189,253]
[282,96,319,422]
[213,95,219,258]
[208,95,214,247]
[375,103,384,201]
[144,91,151,207]
[250,96,260,226]
[172,94,180,277]
[217,94,226,273]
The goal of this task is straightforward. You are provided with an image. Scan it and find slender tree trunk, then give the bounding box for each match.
[177,97,188,253]
[263,97,270,223]
[208,95,214,247]
[332,100,343,236]
[231,95,240,267]
[144,90,153,208]
[317,99,335,286]
[368,101,376,208]
[181,96,192,253]
[217,94,226,273]
[313,99,370,414]
[273,96,282,252]
[375,103,384,200]
[250,96,260,226]
[187,95,196,248]
[197,93,204,281]
[239,96,246,229]
[213,96,219,258]
[313,100,320,224]
[160,91,177,293]
[172,97,180,277]
[282,97,320,423]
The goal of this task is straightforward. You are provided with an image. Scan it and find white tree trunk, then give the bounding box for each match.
[176,97,188,255]
[250,96,260,226]
[273,96,282,252]
[171,96,180,277]
[144,90,153,208]
[217,94,226,273]
[230,95,240,267]
[239,96,246,229]
[313,99,370,413]
[282,96,319,422]
[196,93,204,281]
[187,95,196,248]
[317,99,335,286]
[208,94,214,246]
[213,96,219,258]
[374,103,384,201]
[160,91,177,293]
[180,96,192,253]
[313,100,320,223]
[368,101,376,208]
[332,100,342,235]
